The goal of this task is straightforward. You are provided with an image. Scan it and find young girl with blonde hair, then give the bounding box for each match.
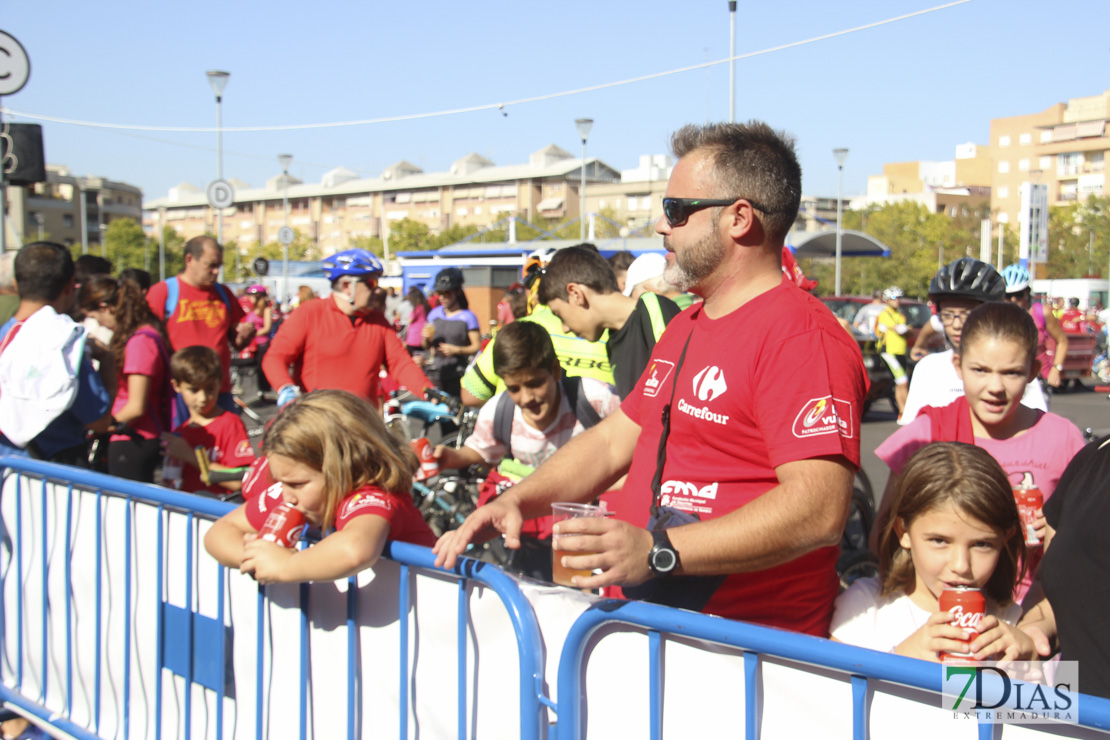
[204,389,435,584]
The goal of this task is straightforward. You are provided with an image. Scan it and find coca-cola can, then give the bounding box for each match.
[939,586,986,662]
[410,437,439,482]
[258,503,306,549]
[1014,485,1044,547]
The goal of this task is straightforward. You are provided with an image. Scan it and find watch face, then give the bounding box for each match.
[652,548,677,573]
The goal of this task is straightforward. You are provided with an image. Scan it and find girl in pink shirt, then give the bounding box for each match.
[874,302,1086,603]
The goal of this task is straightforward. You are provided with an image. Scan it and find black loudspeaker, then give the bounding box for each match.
[2,123,46,186]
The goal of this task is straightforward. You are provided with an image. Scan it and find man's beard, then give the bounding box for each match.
[662,222,724,293]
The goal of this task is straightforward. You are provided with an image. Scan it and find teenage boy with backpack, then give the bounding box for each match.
[433,320,620,581]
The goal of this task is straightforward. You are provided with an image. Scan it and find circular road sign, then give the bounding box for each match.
[252,257,269,276]
[277,226,294,246]
[207,179,234,210]
[0,32,31,96]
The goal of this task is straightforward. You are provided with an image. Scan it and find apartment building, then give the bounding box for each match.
[990,90,1110,227]
[859,143,992,216]
[142,145,623,258]
[4,165,143,250]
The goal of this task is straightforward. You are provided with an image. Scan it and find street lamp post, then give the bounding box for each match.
[575,118,593,241]
[728,1,737,123]
[278,153,292,305]
[206,70,230,272]
[833,147,849,296]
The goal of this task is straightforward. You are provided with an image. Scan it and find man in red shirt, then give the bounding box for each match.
[146,237,256,416]
[262,248,430,408]
[436,122,868,636]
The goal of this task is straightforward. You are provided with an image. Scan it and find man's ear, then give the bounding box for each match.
[723,199,758,241]
[566,282,589,307]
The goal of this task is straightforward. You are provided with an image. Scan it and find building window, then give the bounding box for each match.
[1019,133,1031,146]
[998,161,1010,174]
[1019,159,1030,172]
[1039,156,1052,169]
[997,186,1009,199]
[1058,153,1082,177]
[62,214,74,228]
[998,135,1011,147]
[998,212,1010,224]
[1040,130,1053,143]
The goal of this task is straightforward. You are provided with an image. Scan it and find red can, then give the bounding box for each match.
[1014,486,1044,547]
[939,586,986,662]
[258,503,306,549]
[410,437,440,482]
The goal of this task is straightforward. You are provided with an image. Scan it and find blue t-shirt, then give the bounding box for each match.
[426,306,480,380]
[0,317,111,459]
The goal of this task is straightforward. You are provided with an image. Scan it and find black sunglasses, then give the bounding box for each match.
[661,197,775,227]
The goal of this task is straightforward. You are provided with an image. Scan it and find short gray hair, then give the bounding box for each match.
[670,121,801,244]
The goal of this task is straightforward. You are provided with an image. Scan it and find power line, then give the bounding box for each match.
[0,1,971,134]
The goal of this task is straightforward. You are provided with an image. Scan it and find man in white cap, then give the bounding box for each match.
[624,251,699,309]
[537,246,681,399]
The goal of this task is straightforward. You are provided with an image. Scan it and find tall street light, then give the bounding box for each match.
[833,147,849,296]
[575,118,593,241]
[278,153,292,305]
[206,70,230,272]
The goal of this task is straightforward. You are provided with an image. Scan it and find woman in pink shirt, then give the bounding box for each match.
[79,276,173,482]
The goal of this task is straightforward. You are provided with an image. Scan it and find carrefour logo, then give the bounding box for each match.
[692,366,727,402]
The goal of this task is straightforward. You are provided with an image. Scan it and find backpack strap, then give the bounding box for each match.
[493,391,516,460]
[163,277,179,320]
[561,375,600,429]
[164,276,233,321]
[133,327,174,435]
[640,293,667,343]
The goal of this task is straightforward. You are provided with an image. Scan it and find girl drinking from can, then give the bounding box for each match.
[872,301,1086,602]
[831,442,1030,661]
[204,389,435,584]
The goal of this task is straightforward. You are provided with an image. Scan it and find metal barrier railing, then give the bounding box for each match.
[0,458,550,740]
[554,598,1110,740]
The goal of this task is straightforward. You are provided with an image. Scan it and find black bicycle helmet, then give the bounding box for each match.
[928,257,1005,304]
[433,267,464,293]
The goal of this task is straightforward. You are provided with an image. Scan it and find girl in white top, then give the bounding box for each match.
[831,442,1032,661]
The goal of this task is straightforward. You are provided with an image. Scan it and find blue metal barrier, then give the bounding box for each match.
[554,598,1110,740]
[0,458,549,740]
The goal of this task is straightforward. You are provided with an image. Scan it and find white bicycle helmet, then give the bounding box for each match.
[881,286,904,301]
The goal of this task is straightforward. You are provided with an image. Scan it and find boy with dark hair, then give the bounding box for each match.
[537,245,681,399]
[434,321,620,580]
[161,345,255,495]
[0,242,113,464]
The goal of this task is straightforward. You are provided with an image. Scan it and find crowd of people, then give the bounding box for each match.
[0,119,1107,708]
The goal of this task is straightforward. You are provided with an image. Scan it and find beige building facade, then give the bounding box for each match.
[143,145,625,259]
[990,90,1110,227]
[4,165,143,251]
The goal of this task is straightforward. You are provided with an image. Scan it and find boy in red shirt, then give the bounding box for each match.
[162,346,255,495]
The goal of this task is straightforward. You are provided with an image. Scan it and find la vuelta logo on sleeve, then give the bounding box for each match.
[642,359,676,399]
[791,396,854,439]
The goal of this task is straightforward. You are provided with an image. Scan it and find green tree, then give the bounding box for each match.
[388,218,433,252]
[799,201,987,299]
[1045,195,1110,279]
[103,218,150,273]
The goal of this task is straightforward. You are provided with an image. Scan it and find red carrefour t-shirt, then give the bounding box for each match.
[147,278,246,394]
[243,457,436,547]
[618,282,868,636]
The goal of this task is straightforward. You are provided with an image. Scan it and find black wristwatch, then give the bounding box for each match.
[647,530,680,577]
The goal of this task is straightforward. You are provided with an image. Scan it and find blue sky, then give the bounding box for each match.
[3,0,1107,207]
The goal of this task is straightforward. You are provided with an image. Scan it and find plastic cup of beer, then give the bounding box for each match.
[551,502,606,587]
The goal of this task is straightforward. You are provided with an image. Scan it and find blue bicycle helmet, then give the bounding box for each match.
[1000,264,1031,294]
[321,248,383,282]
